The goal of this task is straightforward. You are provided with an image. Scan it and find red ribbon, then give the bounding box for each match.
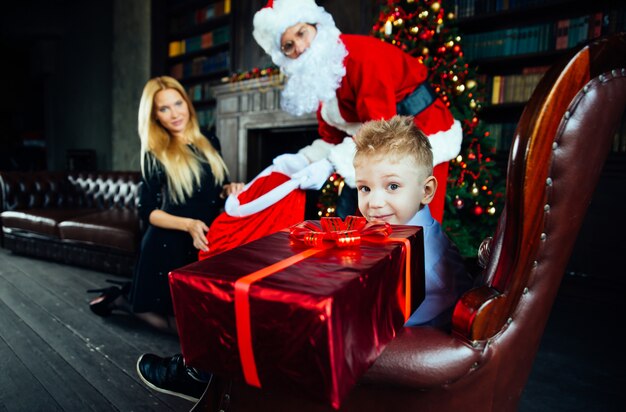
[234,216,412,388]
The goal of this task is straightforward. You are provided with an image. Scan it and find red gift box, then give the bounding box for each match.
[169,218,424,409]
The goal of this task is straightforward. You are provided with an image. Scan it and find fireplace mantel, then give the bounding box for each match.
[213,76,317,181]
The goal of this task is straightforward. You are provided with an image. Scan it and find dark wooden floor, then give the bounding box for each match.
[0,248,192,412]
[1,246,624,412]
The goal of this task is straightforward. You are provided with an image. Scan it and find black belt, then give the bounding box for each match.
[396,82,437,116]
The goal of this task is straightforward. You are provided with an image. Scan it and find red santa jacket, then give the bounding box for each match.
[315,34,460,166]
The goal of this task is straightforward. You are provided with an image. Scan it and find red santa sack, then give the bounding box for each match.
[199,165,306,260]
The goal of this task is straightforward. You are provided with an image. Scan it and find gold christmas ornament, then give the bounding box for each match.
[466,79,477,89]
[422,47,429,55]
[431,2,441,12]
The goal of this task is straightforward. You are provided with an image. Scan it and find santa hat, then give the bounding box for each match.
[198,165,306,260]
[253,0,337,64]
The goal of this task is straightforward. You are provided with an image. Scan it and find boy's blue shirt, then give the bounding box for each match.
[404,205,472,327]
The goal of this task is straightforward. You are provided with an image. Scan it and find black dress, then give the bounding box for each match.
[130,144,225,315]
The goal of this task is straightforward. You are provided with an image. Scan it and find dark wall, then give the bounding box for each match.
[0,0,373,171]
[0,1,113,171]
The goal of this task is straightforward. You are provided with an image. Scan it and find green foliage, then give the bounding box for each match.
[372,0,505,256]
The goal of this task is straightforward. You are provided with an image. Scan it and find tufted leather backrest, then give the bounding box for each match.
[66,172,141,209]
[0,171,141,212]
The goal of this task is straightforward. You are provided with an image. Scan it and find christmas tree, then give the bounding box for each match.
[367,0,505,257]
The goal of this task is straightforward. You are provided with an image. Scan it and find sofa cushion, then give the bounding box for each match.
[1,209,99,237]
[58,208,140,254]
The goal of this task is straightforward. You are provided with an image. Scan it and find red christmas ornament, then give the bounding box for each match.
[472,205,484,215]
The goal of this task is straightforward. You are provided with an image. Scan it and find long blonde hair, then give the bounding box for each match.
[138,76,228,204]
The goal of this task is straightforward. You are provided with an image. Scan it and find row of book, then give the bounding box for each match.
[169,0,231,34]
[479,67,548,105]
[168,26,230,57]
[170,51,230,80]
[485,122,517,152]
[555,14,603,50]
[462,10,621,60]
[197,107,216,130]
[188,82,214,102]
[455,0,569,19]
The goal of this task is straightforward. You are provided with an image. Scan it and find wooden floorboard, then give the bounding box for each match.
[0,248,194,412]
[0,330,63,412]
[0,299,107,411]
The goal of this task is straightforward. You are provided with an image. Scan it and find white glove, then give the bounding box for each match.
[272,153,310,175]
[293,158,334,190]
[328,137,357,188]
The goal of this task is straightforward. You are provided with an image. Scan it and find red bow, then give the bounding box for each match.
[289,216,392,248]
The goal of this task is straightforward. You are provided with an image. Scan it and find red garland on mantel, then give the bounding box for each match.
[223,66,281,83]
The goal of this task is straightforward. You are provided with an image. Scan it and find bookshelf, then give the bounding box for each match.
[153,0,234,130]
[453,0,626,153]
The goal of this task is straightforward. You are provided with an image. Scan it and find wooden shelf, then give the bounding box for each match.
[168,0,221,14]
[178,69,230,85]
[454,0,618,34]
[169,14,231,40]
[472,49,572,75]
[154,0,233,130]
[479,103,525,123]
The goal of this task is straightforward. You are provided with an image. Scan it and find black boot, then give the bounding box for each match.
[136,353,210,402]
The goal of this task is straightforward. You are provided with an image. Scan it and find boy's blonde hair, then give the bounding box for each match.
[138,76,228,204]
[353,115,433,176]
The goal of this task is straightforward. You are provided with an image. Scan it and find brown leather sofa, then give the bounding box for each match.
[0,171,141,276]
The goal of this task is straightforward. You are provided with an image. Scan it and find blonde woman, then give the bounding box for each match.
[88,76,243,333]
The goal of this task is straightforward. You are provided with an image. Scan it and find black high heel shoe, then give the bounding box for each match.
[104,279,132,295]
[87,285,124,317]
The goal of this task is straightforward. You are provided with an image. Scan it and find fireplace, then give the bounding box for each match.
[212,76,320,218]
[212,76,317,182]
[246,126,318,181]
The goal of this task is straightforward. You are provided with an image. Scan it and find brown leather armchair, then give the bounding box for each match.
[194,33,626,411]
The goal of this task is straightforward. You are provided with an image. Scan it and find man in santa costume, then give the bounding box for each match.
[253,0,462,222]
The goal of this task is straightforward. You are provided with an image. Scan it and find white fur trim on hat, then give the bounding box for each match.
[429,120,463,166]
[297,138,334,163]
[253,0,336,64]
[328,137,357,188]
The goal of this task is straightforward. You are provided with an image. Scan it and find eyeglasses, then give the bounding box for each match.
[280,24,314,57]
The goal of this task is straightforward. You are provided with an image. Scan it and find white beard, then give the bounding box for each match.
[278,25,347,116]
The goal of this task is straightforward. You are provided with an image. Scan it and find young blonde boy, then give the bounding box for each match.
[353,115,472,327]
